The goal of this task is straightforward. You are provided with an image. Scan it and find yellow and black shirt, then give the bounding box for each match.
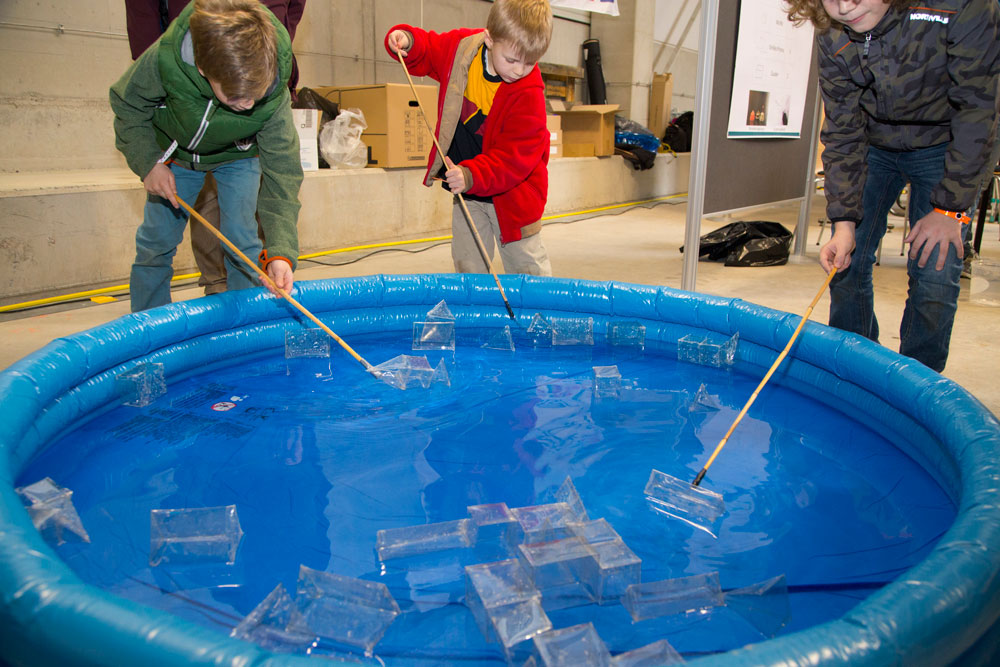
[442,44,502,201]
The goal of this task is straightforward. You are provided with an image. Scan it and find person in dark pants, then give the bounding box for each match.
[786,0,1000,373]
[124,0,305,295]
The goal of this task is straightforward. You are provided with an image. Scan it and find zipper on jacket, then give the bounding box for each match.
[187,99,215,151]
[863,32,872,59]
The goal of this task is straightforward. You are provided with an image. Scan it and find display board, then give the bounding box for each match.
[703,0,819,214]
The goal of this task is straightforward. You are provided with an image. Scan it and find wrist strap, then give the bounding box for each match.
[933,207,971,224]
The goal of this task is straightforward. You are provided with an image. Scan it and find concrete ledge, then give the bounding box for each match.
[0,153,688,302]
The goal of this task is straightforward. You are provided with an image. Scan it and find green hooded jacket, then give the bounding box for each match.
[110,1,301,269]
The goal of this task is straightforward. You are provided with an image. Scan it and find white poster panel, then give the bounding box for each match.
[551,0,620,16]
[726,0,814,138]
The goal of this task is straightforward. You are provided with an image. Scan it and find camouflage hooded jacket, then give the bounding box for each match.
[818,0,1000,224]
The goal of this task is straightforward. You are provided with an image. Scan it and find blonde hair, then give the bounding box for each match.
[487,0,553,63]
[785,0,907,32]
[189,0,277,100]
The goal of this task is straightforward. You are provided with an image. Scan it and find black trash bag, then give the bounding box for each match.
[662,111,693,153]
[615,144,657,170]
[682,221,793,267]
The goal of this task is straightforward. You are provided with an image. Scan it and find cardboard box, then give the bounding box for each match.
[648,73,674,140]
[548,100,619,157]
[292,108,321,171]
[310,83,437,168]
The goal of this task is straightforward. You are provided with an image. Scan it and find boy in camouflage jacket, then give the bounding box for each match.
[786,0,999,372]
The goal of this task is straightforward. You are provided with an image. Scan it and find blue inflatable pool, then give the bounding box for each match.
[1,274,998,665]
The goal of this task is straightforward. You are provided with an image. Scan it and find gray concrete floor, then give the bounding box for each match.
[2,195,998,416]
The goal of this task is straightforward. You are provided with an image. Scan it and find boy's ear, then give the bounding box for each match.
[483,29,494,49]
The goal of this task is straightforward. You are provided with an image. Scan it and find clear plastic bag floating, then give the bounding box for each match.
[593,365,622,400]
[612,638,684,666]
[528,622,612,667]
[724,573,791,638]
[413,320,456,351]
[553,476,589,522]
[551,317,595,346]
[230,583,316,653]
[677,332,739,368]
[465,559,552,651]
[289,565,400,656]
[527,313,554,347]
[115,361,166,407]
[284,328,331,359]
[376,518,476,561]
[368,354,438,390]
[482,325,515,352]
[149,504,243,567]
[516,536,597,611]
[608,320,646,349]
[15,477,90,545]
[622,571,724,622]
[644,468,726,537]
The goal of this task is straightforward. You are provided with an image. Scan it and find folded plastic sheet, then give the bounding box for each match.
[0,274,998,666]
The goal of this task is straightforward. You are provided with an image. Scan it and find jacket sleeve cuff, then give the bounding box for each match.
[460,166,474,193]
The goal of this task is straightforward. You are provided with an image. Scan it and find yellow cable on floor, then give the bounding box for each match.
[0,194,687,314]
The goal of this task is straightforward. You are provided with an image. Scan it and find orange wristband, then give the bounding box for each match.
[933,207,971,224]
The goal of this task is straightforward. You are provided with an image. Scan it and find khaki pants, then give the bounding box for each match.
[189,173,227,295]
[451,198,552,276]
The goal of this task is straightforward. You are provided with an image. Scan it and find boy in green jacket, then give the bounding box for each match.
[110,0,302,312]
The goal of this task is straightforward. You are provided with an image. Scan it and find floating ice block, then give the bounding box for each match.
[412,321,456,351]
[608,321,646,348]
[689,383,722,412]
[468,503,517,561]
[612,639,684,666]
[724,574,791,638]
[527,313,553,347]
[580,538,641,604]
[510,502,577,545]
[465,559,551,648]
[677,332,739,367]
[369,354,434,390]
[622,572,724,622]
[592,365,622,399]
[284,328,331,358]
[644,469,726,537]
[469,503,517,542]
[482,325,515,351]
[517,536,596,610]
[149,505,242,566]
[290,565,400,654]
[231,583,315,653]
[568,518,621,545]
[116,362,166,407]
[531,623,612,666]
[376,518,476,561]
[554,477,589,522]
[551,317,595,346]
[431,358,451,386]
[15,477,90,545]
[426,300,456,321]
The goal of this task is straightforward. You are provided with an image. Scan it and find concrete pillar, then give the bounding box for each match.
[589,0,656,124]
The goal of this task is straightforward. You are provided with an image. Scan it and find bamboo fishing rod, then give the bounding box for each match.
[395,50,518,322]
[176,195,374,372]
[692,267,839,487]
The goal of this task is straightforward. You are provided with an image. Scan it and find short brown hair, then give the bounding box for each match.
[189,0,277,100]
[487,0,553,63]
[785,0,908,32]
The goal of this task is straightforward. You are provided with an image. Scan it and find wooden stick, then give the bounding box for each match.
[692,267,839,486]
[396,53,517,322]
[176,195,373,371]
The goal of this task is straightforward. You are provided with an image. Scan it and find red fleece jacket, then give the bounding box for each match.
[385,24,550,244]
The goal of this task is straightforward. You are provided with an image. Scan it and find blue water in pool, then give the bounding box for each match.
[18,329,956,664]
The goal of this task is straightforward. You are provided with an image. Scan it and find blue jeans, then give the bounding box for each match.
[131,158,262,312]
[828,143,967,372]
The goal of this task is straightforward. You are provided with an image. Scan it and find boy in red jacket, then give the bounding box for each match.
[386,0,554,276]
